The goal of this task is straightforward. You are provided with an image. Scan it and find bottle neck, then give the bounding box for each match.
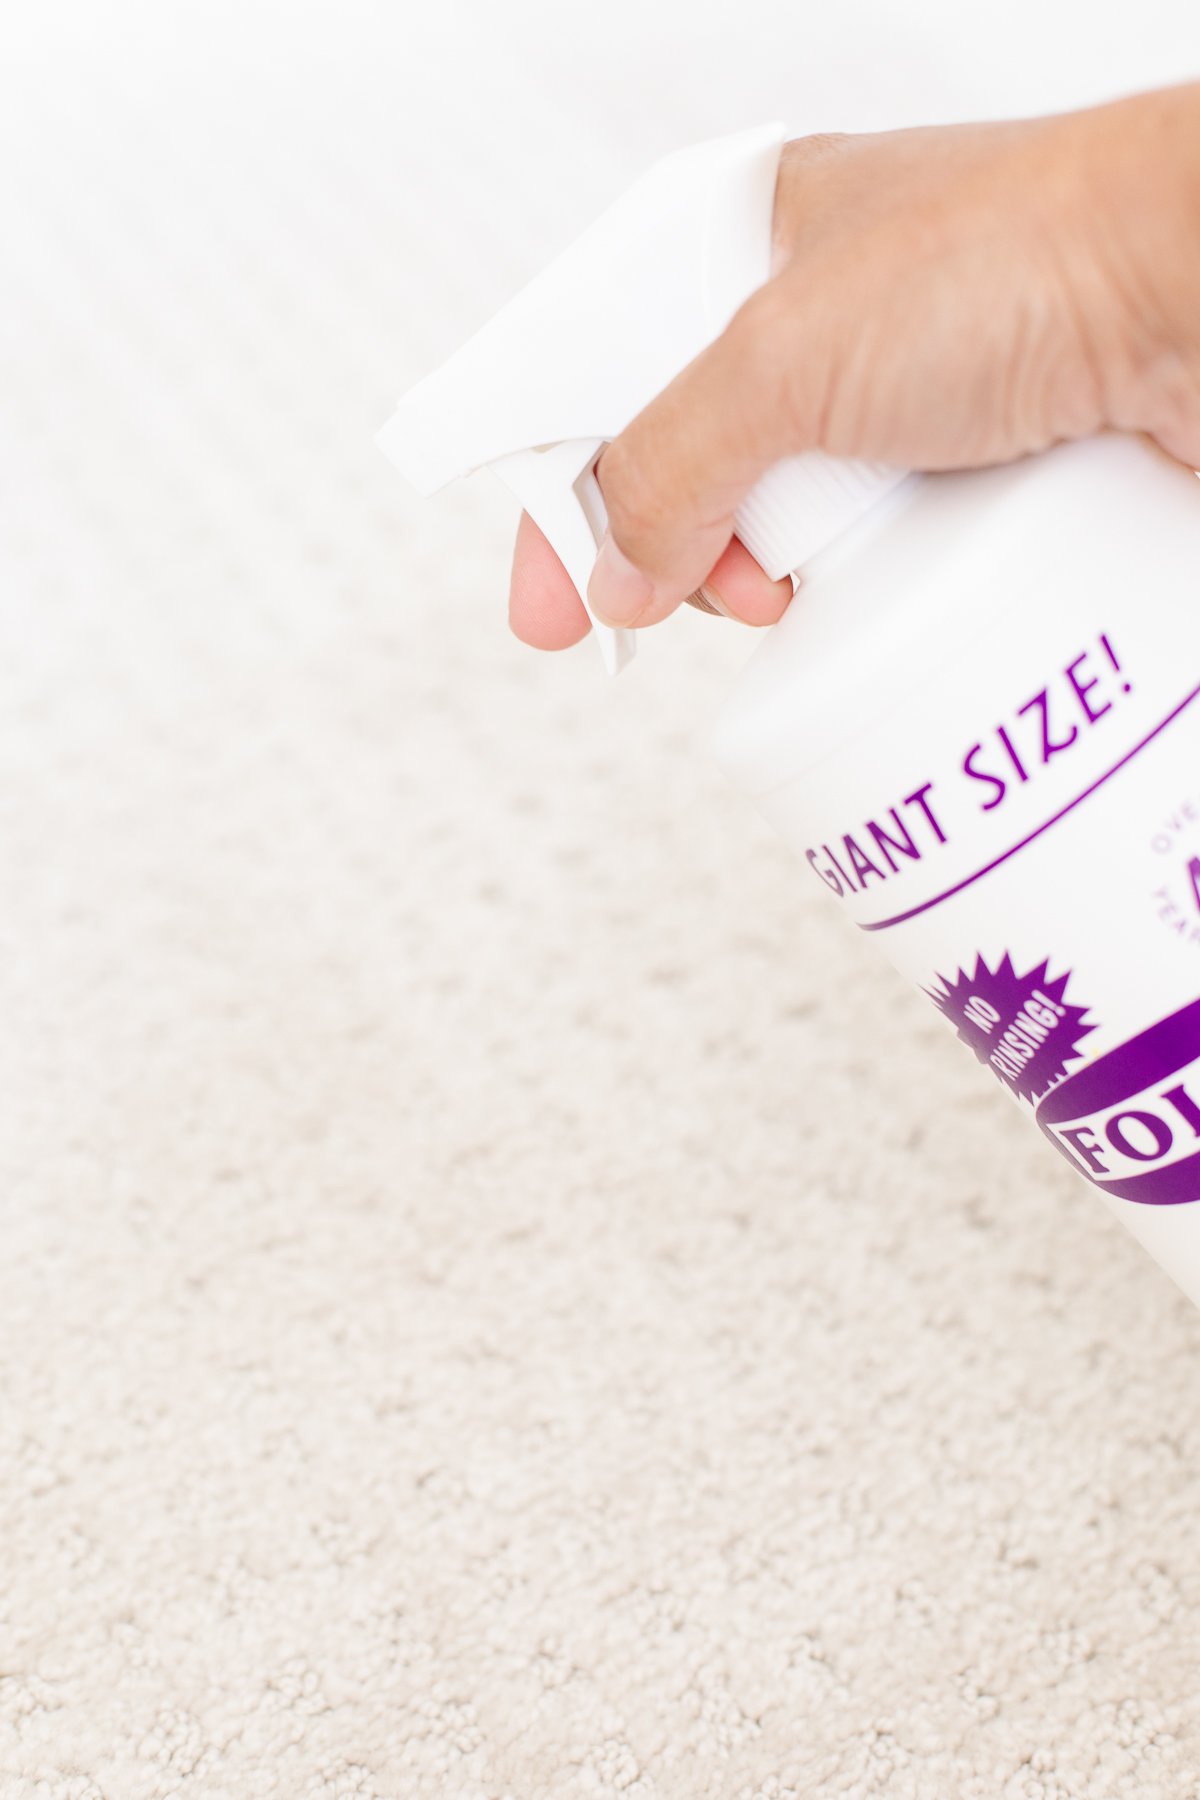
[794,473,925,587]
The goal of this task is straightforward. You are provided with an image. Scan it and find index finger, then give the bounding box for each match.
[508,510,592,651]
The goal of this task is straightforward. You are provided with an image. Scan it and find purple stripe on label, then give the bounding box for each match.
[1088,1149,1200,1207]
[1037,998,1200,1124]
[858,682,1200,932]
[1035,995,1200,1205]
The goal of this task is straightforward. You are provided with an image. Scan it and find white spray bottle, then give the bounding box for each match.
[379,125,1200,1308]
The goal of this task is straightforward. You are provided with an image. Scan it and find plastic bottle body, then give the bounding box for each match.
[711,433,1200,1304]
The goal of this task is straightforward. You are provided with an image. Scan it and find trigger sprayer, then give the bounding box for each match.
[376,125,903,674]
[380,124,1200,1310]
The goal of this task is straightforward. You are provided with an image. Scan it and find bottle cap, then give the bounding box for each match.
[377,123,907,674]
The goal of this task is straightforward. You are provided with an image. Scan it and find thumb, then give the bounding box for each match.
[587,282,817,629]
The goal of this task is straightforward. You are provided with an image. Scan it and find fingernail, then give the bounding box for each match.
[698,583,736,619]
[588,534,655,627]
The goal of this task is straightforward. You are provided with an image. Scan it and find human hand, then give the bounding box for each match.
[508,85,1200,649]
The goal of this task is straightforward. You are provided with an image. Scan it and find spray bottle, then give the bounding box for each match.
[378,124,1200,1308]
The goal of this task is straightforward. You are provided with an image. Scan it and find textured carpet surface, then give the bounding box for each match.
[5,6,1200,1796]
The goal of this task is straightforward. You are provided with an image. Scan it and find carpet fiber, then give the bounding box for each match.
[3,8,1200,1796]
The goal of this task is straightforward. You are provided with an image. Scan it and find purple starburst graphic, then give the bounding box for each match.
[925,952,1096,1104]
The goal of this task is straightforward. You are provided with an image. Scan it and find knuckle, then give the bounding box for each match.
[596,437,662,551]
[780,131,851,173]
[774,133,852,263]
[727,279,816,440]
[734,278,797,349]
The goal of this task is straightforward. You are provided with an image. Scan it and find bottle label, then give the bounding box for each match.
[931,951,1200,1205]
[747,460,1200,1298]
[1034,999,1200,1206]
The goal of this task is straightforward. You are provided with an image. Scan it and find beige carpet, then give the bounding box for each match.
[4,6,1200,1796]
